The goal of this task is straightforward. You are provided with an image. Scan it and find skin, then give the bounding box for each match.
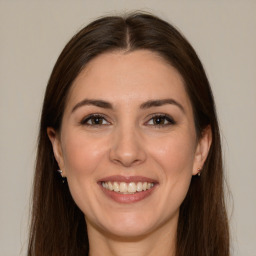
[48,50,212,256]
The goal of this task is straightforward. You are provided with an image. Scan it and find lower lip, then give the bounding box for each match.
[99,184,157,204]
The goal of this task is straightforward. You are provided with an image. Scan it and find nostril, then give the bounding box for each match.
[109,147,146,167]
[111,156,142,167]
[109,130,147,166]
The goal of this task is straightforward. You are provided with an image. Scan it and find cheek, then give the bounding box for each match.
[61,132,108,213]
[62,131,106,177]
[149,131,196,200]
[150,132,196,177]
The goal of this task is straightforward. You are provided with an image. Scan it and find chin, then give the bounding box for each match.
[87,208,178,240]
[85,210,155,238]
[102,221,155,240]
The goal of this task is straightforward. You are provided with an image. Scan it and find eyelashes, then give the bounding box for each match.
[80,113,176,128]
[146,114,176,126]
[80,114,110,126]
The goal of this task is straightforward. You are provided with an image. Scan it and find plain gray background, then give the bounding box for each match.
[0,1,255,255]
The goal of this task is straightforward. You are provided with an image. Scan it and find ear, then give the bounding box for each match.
[47,127,66,177]
[192,125,212,175]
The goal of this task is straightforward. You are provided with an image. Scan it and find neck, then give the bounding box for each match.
[87,220,177,256]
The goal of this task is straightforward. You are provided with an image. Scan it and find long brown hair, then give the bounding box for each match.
[28,12,229,256]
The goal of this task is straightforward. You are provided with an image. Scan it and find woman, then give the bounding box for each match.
[28,12,229,256]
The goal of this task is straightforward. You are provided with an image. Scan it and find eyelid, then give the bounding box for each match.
[80,113,111,126]
[79,113,175,127]
[144,113,176,126]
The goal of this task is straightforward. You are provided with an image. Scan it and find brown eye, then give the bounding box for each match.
[81,115,109,126]
[147,114,175,126]
[90,116,104,125]
[153,116,167,125]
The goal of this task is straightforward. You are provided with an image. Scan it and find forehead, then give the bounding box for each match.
[66,50,192,111]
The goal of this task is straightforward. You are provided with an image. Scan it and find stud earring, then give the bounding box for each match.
[57,169,63,176]
[57,169,65,183]
[197,168,201,176]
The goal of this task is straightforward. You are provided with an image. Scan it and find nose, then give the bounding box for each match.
[109,125,146,167]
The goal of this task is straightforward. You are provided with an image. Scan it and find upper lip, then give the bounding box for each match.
[98,175,158,183]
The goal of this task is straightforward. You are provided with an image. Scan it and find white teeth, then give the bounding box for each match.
[113,182,119,192]
[102,181,155,194]
[142,182,147,191]
[108,181,113,191]
[128,182,137,193]
[147,183,152,189]
[137,182,143,192]
[119,182,128,193]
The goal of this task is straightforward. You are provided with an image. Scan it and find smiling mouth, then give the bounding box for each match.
[101,181,155,194]
[98,176,158,203]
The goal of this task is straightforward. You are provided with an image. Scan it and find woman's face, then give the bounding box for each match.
[49,50,211,238]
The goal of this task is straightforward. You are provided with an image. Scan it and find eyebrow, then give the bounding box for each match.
[71,99,113,113]
[140,99,185,113]
[71,98,185,113]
